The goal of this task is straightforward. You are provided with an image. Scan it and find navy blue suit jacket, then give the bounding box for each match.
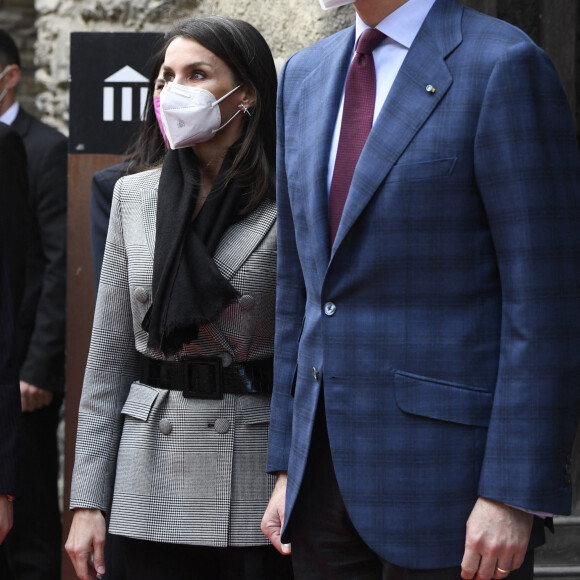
[90,162,131,293]
[12,108,67,395]
[268,0,580,568]
[0,123,28,495]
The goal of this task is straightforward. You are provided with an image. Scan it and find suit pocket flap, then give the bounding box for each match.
[388,157,457,184]
[239,395,271,425]
[121,382,159,422]
[394,371,492,427]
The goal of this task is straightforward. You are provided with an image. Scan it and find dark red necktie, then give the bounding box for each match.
[329,28,386,244]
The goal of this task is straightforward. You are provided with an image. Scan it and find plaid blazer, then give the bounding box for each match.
[268,0,580,568]
[71,168,277,546]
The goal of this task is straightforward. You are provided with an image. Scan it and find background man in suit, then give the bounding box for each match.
[262,0,580,579]
[0,123,28,561]
[0,30,67,580]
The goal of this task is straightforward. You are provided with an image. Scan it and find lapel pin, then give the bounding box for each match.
[426,84,436,94]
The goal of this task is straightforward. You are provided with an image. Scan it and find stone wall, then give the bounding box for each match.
[5,0,355,134]
[1,1,578,134]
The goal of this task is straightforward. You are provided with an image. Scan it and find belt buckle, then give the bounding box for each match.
[182,356,223,400]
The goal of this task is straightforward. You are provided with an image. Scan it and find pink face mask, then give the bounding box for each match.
[153,96,169,148]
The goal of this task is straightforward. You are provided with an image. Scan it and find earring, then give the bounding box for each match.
[239,103,252,117]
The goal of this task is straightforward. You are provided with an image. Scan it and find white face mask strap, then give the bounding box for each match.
[212,84,244,132]
[212,84,242,107]
[217,108,242,132]
[0,65,11,105]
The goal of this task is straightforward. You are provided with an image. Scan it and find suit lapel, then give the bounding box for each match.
[139,170,161,259]
[332,0,463,254]
[214,199,276,280]
[11,108,33,140]
[298,27,355,277]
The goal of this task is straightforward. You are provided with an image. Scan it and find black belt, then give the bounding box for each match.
[138,353,273,399]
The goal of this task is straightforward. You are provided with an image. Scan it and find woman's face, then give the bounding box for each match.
[162,37,243,127]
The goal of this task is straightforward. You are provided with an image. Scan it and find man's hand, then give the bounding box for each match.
[20,380,53,412]
[261,471,292,555]
[65,508,107,580]
[0,495,13,544]
[461,497,533,580]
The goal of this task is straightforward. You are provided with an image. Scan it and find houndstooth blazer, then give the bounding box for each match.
[70,168,277,547]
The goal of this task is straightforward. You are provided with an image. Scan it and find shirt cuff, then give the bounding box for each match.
[506,503,552,519]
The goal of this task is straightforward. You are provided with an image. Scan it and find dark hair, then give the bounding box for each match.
[0,29,21,68]
[124,44,167,172]
[164,15,277,212]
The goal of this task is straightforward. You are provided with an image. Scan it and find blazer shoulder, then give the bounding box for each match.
[460,5,539,57]
[15,108,66,146]
[286,25,354,71]
[93,161,132,184]
[114,167,161,201]
[439,5,551,83]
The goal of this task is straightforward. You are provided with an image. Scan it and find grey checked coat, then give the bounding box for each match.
[70,168,277,546]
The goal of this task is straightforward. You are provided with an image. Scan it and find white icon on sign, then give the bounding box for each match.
[103,65,148,122]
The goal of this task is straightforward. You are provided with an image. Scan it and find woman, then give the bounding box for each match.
[66,16,291,580]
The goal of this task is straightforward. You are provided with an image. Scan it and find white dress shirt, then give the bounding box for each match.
[327,0,437,193]
[0,101,19,126]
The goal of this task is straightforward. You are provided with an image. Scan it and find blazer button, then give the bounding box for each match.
[312,367,319,380]
[214,418,230,434]
[159,419,173,435]
[324,302,336,316]
[134,287,149,303]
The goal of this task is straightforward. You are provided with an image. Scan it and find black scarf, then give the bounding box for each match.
[142,146,243,355]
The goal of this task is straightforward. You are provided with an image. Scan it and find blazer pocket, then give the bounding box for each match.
[394,370,492,427]
[388,157,457,184]
[239,394,271,425]
[121,382,159,422]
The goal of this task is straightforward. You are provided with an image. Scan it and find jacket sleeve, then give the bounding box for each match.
[475,40,580,514]
[267,59,306,473]
[70,178,139,512]
[0,128,27,495]
[19,136,67,394]
[0,262,21,495]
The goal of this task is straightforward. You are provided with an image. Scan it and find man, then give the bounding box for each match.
[0,30,67,580]
[0,123,28,558]
[262,0,580,579]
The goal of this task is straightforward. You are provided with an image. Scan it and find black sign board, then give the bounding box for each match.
[69,32,165,155]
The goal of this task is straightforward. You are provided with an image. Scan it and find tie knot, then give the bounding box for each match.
[356,28,386,55]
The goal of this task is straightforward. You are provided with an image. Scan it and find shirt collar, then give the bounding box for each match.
[355,0,437,50]
[0,101,19,126]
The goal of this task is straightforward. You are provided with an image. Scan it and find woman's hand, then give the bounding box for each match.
[65,508,107,579]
